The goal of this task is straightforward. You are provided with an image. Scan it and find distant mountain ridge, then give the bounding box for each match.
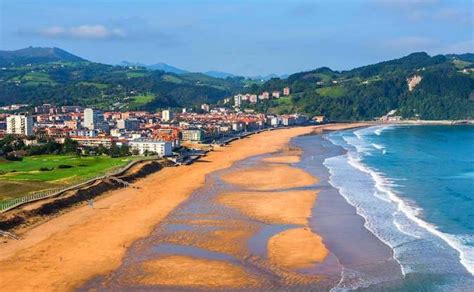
[119,60,286,80]
[0,47,85,66]
[0,48,247,110]
[1,47,472,120]
[119,61,188,74]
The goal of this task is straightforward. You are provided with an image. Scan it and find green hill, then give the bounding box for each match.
[0,47,246,110]
[0,47,85,66]
[244,52,474,120]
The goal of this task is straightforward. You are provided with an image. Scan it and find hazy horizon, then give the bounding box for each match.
[1,0,472,76]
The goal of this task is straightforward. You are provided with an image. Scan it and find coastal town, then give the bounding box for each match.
[0,86,326,164]
[1,0,473,290]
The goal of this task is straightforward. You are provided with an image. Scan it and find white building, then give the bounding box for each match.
[269,116,281,127]
[6,115,33,136]
[234,94,242,107]
[117,119,140,131]
[249,94,258,103]
[129,139,172,156]
[201,104,210,112]
[162,110,173,122]
[84,108,104,130]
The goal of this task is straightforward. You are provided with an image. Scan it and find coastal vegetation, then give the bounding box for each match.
[0,154,135,200]
[0,135,135,199]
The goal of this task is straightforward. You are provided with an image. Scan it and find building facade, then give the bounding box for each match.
[162,110,173,122]
[6,115,33,136]
[181,129,205,142]
[84,108,104,130]
[117,119,140,131]
[129,139,172,156]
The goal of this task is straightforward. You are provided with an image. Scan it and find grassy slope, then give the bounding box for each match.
[0,155,134,200]
[126,71,147,78]
[129,94,155,109]
[77,82,109,89]
[316,85,346,98]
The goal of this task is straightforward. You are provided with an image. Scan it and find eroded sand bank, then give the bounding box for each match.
[268,227,328,269]
[131,255,261,288]
[221,164,317,190]
[218,190,317,225]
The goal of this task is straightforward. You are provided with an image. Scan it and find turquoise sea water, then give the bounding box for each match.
[324,125,474,290]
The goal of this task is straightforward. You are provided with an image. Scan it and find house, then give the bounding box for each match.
[181,129,206,142]
[129,139,173,156]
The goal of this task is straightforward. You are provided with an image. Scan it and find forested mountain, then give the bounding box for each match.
[0,47,248,111]
[0,47,85,67]
[1,48,472,120]
[244,52,474,120]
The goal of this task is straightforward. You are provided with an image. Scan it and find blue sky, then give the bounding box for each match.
[0,0,472,76]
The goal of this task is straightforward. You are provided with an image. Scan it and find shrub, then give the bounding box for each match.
[57,164,73,169]
[5,156,23,161]
[39,167,53,171]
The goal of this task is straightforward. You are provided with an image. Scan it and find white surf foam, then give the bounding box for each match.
[373,125,393,136]
[372,143,384,150]
[327,128,474,276]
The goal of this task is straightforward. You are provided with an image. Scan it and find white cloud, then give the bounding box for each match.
[39,26,66,37]
[433,40,474,54]
[433,8,472,25]
[38,25,126,39]
[376,0,439,10]
[382,36,438,51]
[374,0,472,24]
[380,37,473,55]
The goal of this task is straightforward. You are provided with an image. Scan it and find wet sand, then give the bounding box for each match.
[262,155,301,163]
[0,123,371,291]
[268,227,328,269]
[131,255,261,288]
[79,135,337,290]
[0,126,317,291]
[221,164,317,191]
[218,190,317,225]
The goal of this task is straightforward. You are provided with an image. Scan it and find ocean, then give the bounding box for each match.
[79,125,474,291]
[322,125,474,290]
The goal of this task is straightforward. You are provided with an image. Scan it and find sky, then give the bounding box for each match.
[0,0,472,76]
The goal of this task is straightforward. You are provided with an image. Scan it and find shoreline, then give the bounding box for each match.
[293,131,404,289]
[0,123,369,290]
[315,125,474,289]
[376,119,474,125]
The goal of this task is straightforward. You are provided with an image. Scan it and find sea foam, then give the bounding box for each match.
[325,127,474,277]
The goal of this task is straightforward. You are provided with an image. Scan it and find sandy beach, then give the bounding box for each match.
[0,123,369,291]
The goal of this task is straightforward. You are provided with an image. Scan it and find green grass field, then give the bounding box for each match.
[20,71,57,86]
[267,96,297,115]
[129,94,155,109]
[126,71,147,78]
[77,82,109,89]
[0,155,135,200]
[316,86,347,98]
[162,74,184,84]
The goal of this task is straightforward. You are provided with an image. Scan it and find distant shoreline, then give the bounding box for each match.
[376,119,474,125]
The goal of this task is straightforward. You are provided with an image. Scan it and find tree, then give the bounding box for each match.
[63,138,79,154]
